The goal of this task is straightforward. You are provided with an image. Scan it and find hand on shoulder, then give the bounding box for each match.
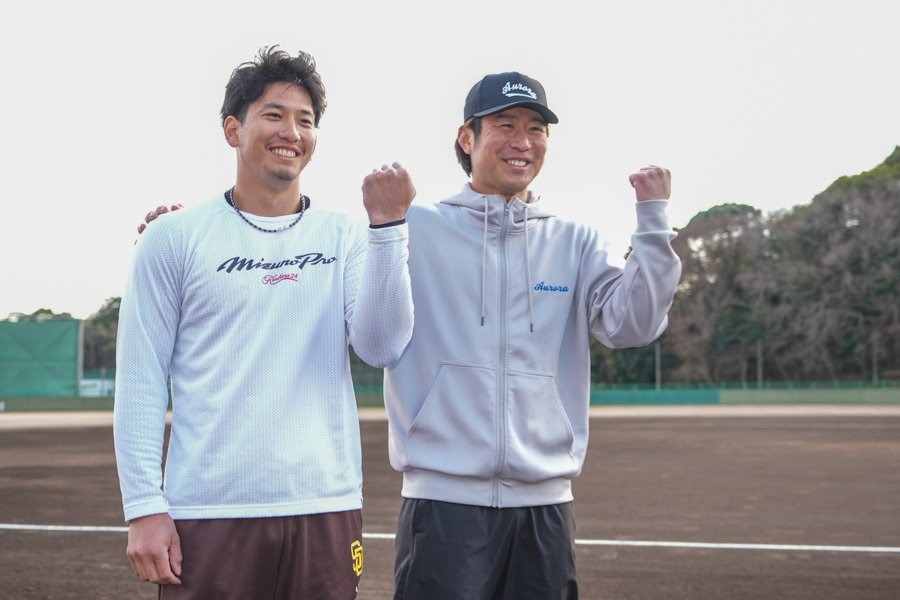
[137,204,184,235]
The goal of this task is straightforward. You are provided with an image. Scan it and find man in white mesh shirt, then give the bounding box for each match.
[114,46,414,599]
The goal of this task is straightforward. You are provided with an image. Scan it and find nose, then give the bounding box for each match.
[279,120,301,142]
[509,127,531,151]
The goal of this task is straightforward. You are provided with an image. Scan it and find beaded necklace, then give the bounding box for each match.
[226,187,307,233]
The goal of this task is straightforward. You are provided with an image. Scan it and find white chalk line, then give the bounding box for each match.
[1,523,128,533]
[571,538,900,554]
[2,524,897,554]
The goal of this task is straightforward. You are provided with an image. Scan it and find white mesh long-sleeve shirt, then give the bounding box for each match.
[114,194,412,522]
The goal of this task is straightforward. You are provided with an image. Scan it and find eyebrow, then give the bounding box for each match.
[493,112,547,125]
[260,102,315,117]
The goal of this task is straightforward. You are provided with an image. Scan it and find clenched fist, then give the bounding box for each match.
[362,162,416,225]
[628,165,671,202]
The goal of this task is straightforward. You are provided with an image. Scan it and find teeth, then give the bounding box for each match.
[273,148,298,158]
[508,160,526,167]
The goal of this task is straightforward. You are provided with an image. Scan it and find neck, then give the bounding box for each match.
[470,184,530,203]
[232,175,304,217]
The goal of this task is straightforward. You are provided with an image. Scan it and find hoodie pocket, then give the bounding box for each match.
[500,371,577,482]
[403,363,497,479]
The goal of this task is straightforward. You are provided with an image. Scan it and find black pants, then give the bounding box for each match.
[394,499,578,599]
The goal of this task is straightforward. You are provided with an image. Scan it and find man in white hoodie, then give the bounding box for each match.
[385,72,681,598]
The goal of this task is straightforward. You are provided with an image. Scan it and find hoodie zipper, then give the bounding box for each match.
[492,201,511,507]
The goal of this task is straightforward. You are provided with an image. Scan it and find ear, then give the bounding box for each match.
[457,124,474,155]
[223,115,241,148]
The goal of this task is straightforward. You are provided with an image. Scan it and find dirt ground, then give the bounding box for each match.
[1,406,899,599]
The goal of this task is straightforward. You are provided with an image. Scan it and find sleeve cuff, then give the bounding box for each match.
[634,200,671,233]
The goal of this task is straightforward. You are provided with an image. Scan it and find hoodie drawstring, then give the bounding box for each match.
[522,204,535,333]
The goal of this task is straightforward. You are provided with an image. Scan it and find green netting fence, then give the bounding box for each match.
[0,320,82,397]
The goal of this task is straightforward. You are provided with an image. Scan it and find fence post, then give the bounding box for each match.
[757,339,763,388]
[872,331,879,385]
[655,342,661,390]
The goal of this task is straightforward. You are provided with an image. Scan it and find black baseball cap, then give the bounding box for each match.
[463,72,559,124]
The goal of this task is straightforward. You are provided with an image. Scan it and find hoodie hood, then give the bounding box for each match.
[440,183,556,230]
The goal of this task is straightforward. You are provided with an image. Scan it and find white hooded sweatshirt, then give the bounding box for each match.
[384,184,681,508]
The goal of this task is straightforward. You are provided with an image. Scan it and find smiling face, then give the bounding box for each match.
[224,83,317,192]
[458,106,549,201]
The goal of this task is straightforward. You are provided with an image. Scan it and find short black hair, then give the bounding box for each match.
[454,117,483,177]
[220,46,327,127]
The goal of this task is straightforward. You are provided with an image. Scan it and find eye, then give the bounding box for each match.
[264,112,281,119]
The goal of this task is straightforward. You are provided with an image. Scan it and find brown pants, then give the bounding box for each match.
[159,510,363,600]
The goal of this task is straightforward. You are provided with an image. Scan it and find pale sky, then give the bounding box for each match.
[2,0,898,319]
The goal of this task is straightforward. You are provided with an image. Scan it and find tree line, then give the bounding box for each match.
[8,147,899,385]
[594,146,900,385]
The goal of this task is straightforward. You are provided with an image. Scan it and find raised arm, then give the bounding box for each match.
[348,163,416,366]
[588,165,681,348]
